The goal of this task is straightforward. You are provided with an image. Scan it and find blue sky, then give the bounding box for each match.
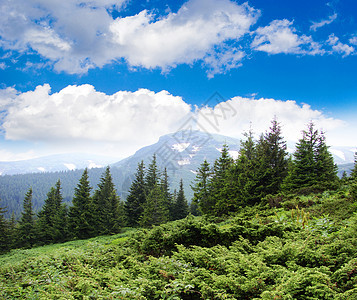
[0,0,356,161]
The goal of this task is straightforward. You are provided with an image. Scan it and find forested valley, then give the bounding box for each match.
[1,120,357,299]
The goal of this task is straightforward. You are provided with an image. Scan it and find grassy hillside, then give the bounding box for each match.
[1,188,357,299]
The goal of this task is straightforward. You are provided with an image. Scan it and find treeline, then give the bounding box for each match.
[0,167,131,219]
[191,119,355,216]
[0,160,189,252]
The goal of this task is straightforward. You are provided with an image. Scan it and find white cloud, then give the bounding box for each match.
[252,19,324,55]
[310,13,337,32]
[0,62,6,70]
[195,96,344,143]
[327,34,355,57]
[0,85,352,158]
[0,0,259,75]
[1,84,191,156]
[109,0,259,73]
[350,36,357,45]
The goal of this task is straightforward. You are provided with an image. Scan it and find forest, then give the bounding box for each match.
[0,120,356,299]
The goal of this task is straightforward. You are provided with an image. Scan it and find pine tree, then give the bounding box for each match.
[125,161,147,227]
[37,180,67,244]
[0,198,8,252]
[191,160,211,215]
[146,154,160,193]
[315,132,339,188]
[350,152,357,180]
[284,122,338,191]
[210,144,234,215]
[92,167,122,235]
[172,179,189,220]
[140,184,169,227]
[68,169,94,239]
[18,188,36,248]
[257,118,289,195]
[160,167,173,220]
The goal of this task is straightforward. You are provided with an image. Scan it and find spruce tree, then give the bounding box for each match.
[191,160,211,215]
[210,144,234,215]
[172,179,189,220]
[257,118,289,195]
[125,161,147,227]
[315,132,339,188]
[350,152,357,180]
[18,188,36,248]
[284,122,338,191]
[146,154,160,193]
[160,167,173,220]
[68,169,93,239]
[0,198,8,252]
[140,184,169,227]
[37,180,67,244]
[92,166,123,235]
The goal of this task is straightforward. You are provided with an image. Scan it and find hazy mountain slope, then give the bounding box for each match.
[0,153,118,176]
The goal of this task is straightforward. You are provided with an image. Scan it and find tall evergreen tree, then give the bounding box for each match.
[140,184,169,227]
[68,169,93,239]
[210,144,234,215]
[160,167,173,220]
[146,154,160,193]
[0,198,8,252]
[172,179,189,220]
[92,166,123,235]
[284,122,338,191]
[191,160,211,215]
[37,180,68,244]
[18,188,36,248]
[257,118,289,195]
[350,152,357,180]
[125,161,147,227]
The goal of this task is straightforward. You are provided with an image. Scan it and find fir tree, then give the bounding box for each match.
[92,166,122,235]
[125,161,147,227]
[140,184,169,227]
[284,122,338,191]
[18,188,36,248]
[0,198,8,252]
[191,160,211,215]
[257,118,289,195]
[172,179,189,220]
[210,144,234,215]
[160,167,173,220]
[68,169,93,239]
[146,154,160,193]
[350,152,357,180]
[37,180,68,244]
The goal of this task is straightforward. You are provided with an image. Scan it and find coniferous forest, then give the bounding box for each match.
[0,120,357,299]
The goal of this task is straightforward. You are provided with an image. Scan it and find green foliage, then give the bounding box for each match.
[1,190,357,299]
[172,179,189,221]
[284,122,339,192]
[68,169,94,239]
[191,159,211,215]
[17,188,36,248]
[140,184,169,228]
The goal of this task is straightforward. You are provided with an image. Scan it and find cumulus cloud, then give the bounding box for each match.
[110,0,258,73]
[0,0,258,75]
[310,13,337,32]
[2,85,191,149]
[196,96,344,143]
[251,20,325,55]
[327,34,355,57]
[0,85,349,157]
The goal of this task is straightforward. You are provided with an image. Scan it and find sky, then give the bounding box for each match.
[0,0,356,161]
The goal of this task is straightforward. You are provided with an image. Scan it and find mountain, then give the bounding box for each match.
[0,153,119,175]
[0,130,355,219]
[112,130,241,198]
